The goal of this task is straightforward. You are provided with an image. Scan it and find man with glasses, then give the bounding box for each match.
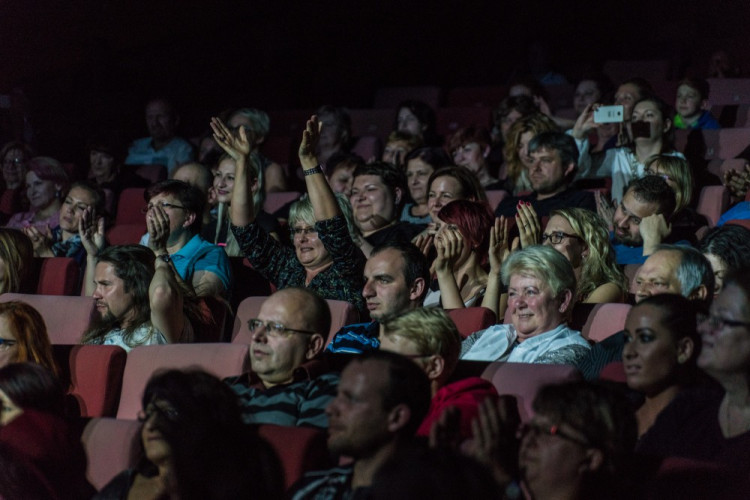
[495,131,596,218]
[224,287,339,428]
[143,179,230,298]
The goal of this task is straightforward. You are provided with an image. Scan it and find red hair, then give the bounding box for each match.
[438,199,494,261]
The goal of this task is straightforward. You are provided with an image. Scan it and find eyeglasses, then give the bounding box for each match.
[696,313,750,331]
[137,403,179,423]
[141,201,187,214]
[247,319,317,338]
[290,227,317,237]
[517,422,590,447]
[541,231,583,245]
[0,338,17,350]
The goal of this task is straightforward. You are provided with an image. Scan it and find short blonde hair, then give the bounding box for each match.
[383,308,461,378]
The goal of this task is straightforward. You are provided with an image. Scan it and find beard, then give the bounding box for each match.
[613,230,643,247]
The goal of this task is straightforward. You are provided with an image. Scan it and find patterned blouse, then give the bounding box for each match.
[231,215,366,315]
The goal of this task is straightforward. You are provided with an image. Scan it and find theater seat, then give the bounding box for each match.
[115,188,146,225]
[258,424,334,489]
[106,223,148,245]
[133,164,167,184]
[35,256,80,295]
[599,361,626,383]
[436,107,492,137]
[351,135,382,161]
[227,257,273,312]
[264,191,301,214]
[373,86,441,109]
[581,303,631,343]
[725,219,750,231]
[485,190,509,211]
[481,362,581,421]
[696,185,729,227]
[81,418,141,490]
[0,293,94,344]
[447,307,496,339]
[116,343,250,419]
[232,296,359,346]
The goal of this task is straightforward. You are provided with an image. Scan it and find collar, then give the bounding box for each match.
[244,357,331,390]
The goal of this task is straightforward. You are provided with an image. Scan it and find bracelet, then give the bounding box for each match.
[157,253,171,263]
[303,165,323,177]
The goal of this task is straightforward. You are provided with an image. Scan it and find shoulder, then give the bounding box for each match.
[290,465,353,500]
[327,322,380,354]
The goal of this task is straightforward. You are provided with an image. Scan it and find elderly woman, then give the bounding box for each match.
[0,228,33,294]
[6,157,69,231]
[95,369,283,499]
[636,269,750,471]
[699,224,750,296]
[0,302,56,374]
[542,207,627,303]
[401,147,453,224]
[460,245,590,364]
[214,115,366,315]
[0,141,33,223]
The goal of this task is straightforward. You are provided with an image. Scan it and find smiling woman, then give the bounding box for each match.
[5,157,69,232]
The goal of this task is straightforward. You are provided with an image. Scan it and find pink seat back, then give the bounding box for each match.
[485,190,509,210]
[481,362,581,421]
[36,256,80,295]
[263,191,301,214]
[116,343,250,419]
[351,136,382,161]
[0,293,94,344]
[81,418,141,490]
[696,185,729,227]
[65,345,127,417]
[436,107,492,138]
[115,188,146,225]
[258,424,333,490]
[581,303,631,342]
[447,307,496,339]
[106,223,148,245]
[133,164,167,184]
[348,108,394,143]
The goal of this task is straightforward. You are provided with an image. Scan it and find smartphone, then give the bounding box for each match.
[593,105,624,123]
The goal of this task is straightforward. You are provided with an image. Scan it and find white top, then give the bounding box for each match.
[460,323,590,365]
[88,320,194,352]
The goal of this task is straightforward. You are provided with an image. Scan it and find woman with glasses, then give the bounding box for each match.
[0,141,33,224]
[0,301,56,374]
[96,369,283,499]
[637,268,750,473]
[542,207,627,303]
[212,115,366,316]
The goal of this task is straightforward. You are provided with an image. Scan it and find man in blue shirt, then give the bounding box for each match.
[125,98,194,173]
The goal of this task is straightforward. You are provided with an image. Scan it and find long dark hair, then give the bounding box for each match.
[0,363,65,417]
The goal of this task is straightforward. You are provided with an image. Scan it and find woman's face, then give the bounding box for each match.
[397,107,424,136]
[405,159,434,205]
[350,174,399,231]
[59,186,97,234]
[623,304,689,396]
[0,314,18,369]
[2,149,28,189]
[573,80,601,115]
[427,176,465,223]
[0,389,22,426]
[704,253,728,296]
[213,158,236,204]
[452,142,486,174]
[697,283,750,376]
[318,112,342,149]
[508,273,567,339]
[328,165,355,197]
[291,222,332,270]
[140,399,176,466]
[630,101,669,142]
[615,83,641,120]
[500,109,523,141]
[517,131,535,169]
[26,171,58,210]
[89,150,116,182]
[542,215,587,270]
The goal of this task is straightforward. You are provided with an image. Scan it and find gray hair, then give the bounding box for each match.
[654,244,714,305]
[502,245,577,301]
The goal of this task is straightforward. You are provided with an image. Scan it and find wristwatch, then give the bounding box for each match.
[303,165,323,177]
[157,253,171,263]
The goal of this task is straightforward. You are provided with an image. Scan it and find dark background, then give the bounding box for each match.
[1,0,748,163]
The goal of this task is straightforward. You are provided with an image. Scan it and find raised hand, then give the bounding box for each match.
[210,117,253,161]
[515,201,541,248]
[488,216,510,273]
[469,396,521,485]
[298,115,323,170]
[412,231,434,258]
[429,406,462,452]
[79,206,105,257]
[434,225,464,275]
[572,103,600,140]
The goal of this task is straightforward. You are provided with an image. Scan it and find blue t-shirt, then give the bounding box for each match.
[172,234,232,290]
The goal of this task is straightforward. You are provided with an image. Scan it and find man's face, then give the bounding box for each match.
[145,100,177,143]
[146,192,193,242]
[632,250,683,302]
[612,190,660,246]
[362,248,419,322]
[326,359,393,458]
[528,147,573,195]
[92,262,135,326]
[249,291,321,387]
[675,84,704,121]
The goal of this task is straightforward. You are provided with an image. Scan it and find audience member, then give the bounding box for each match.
[143,179,231,297]
[573,74,613,115]
[24,181,106,266]
[6,156,69,231]
[637,269,750,474]
[492,95,539,144]
[394,99,439,147]
[125,97,194,173]
[216,115,367,313]
[226,107,287,193]
[495,131,596,218]
[425,165,487,229]
[171,161,215,228]
[673,78,720,130]
[502,113,559,194]
[401,147,452,224]
[325,152,364,198]
[708,49,742,79]
[0,228,33,294]
[316,105,352,166]
[224,288,338,428]
[327,241,429,353]
[699,224,750,296]
[87,130,150,208]
[97,369,283,500]
[382,130,422,167]
[381,307,498,440]
[578,244,714,379]
[461,245,590,365]
[623,294,703,437]
[289,350,432,499]
[448,127,500,189]
[0,302,56,373]
[0,141,33,223]
[609,176,679,265]
[0,363,94,499]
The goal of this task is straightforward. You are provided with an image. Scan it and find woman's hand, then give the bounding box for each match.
[429,406,462,452]
[469,396,522,486]
[146,204,171,255]
[515,202,541,249]
[434,226,464,275]
[412,231,434,258]
[571,103,600,140]
[488,216,510,274]
[299,115,322,170]
[79,207,105,257]
[23,225,54,256]
[595,191,616,230]
[210,117,254,161]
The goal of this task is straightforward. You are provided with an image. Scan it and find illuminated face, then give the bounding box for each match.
[397,107,424,136]
[405,158,434,205]
[25,171,58,211]
[89,150,116,183]
[362,248,419,322]
[382,140,410,166]
[623,304,686,396]
[527,147,573,195]
[145,100,177,142]
[630,100,670,142]
[291,223,331,270]
[542,215,587,270]
[697,283,750,376]
[573,80,601,114]
[704,253,728,296]
[675,84,703,121]
[213,158,236,204]
[632,251,683,302]
[350,174,399,232]
[452,142,486,174]
[59,186,96,234]
[507,273,566,340]
[92,262,135,326]
[612,190,660,246]
[329,165,355,197]
[427,176,465,223]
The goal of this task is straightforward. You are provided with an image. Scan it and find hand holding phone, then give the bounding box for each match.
[593,105,624,123]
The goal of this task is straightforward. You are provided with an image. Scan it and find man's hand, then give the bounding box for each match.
[640,213,671,255]
[146,204,171,254]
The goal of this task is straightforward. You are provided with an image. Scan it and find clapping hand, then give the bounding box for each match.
[434,225,464,275]
[79,207,105,256]
[23,224,54,255]
[488,216,510,273]
[514,202,541,249]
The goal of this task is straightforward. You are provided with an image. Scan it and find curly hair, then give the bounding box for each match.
[550,208,627,301]
[503,114,559,194]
